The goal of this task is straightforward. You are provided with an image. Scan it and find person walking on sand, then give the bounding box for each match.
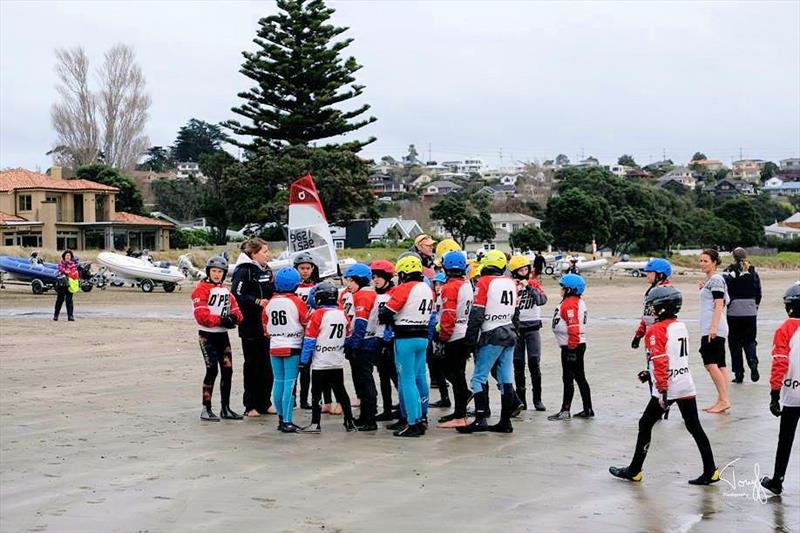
[231,238,275,418]
[724,247,762,384]
[54,250,78,321]
[697,249,731,414]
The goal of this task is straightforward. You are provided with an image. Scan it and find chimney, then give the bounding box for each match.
[49,166,63,180]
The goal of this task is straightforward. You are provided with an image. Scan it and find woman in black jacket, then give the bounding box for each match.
[724,247,762,383]
[231,238,275,416]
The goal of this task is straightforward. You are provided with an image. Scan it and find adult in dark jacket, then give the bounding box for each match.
[231,238,275,416]
[724,247,762,383]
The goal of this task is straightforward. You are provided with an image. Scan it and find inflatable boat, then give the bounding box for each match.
[97,252,185,292]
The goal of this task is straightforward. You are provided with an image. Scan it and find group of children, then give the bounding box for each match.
[190,242,799,492]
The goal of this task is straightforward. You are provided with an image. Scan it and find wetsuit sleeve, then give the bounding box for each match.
[438,284,458,342]
[229,291,244,323]
[529,279,548,306]
[634,318,648,339]
[192,284,222,328]
[231,267,261,313]
[770,324,791,391]
[561,297,581,349]
[262,307,269,337]
[646,326,669,392]
[465,278,489,345]
[301,310,322,365]
[428,310,438,341]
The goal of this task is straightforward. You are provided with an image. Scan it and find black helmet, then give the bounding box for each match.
[784,282,800,317]
[293,252,316,268]
[205,255,229,282]
[314,281,339,307]
[645,285,682,320]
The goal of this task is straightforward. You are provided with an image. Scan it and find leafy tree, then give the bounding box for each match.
[138,146,173,172]
[152,177,206,221]
[683,209,740,249]
[713,168,729,182]
[75,164,145,214]
[544,189,611,251]
[760,161,779,182]
[750,193,794,225]
[585,156,599,164]
[431,193,495,248]
[555,153,570,166]
[714,197,765,247]
[198,150,242,244]
[617,154,638,168]
[510,225,552,252]
[692,152,707,161]
[226,0,376,152]
[172,119,225,162]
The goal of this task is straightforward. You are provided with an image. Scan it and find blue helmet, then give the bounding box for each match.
[344,263,372,281]
[275,267,301,293]
[433,272,447,284]
[560,273,586,296]
[442,251,467,273]
[643,258,672,277]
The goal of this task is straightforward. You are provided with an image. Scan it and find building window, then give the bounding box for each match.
[335,240,344,249]
[18,195,32,211]
[57,232,79,251]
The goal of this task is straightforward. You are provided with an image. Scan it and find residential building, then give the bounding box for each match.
[706,177,755,198]
[440,159,484,175]
[0,168,173,250]
[176,161,204,179]
[478,184,517,198]
[656,166,697,190]
[731,159,765,184]
[764,213,800,239]
[689,159,723,172]
[330,217,422,248]
[763,181,800,198]
[656,178,692,194]
[602,164,633,177]
[780,158,800,171]
[643,160,674,173]
[490,212,541,233]
[410,174,433,188]
[499,174,519,186]
[369,173,407,196]
[423,180,462,197]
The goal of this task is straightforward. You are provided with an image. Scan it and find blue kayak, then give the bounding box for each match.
[0,256,59,282]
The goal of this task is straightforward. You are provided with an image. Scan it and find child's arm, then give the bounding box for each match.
[646,327,669,393]
[192,285,222,328]
[300,311,322,366]
[465,278,488,346]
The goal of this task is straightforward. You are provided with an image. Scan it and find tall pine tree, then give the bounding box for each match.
[226,0,376,151]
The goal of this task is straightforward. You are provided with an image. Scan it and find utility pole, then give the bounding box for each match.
[662,148,666,161]
[499,148,503,168]
[428,142,432,164]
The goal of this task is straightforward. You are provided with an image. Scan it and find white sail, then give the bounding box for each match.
[286,174,339,278]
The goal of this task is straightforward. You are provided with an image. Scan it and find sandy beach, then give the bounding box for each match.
[1,271,799,532]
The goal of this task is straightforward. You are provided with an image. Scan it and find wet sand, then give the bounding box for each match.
[1,272,799,532]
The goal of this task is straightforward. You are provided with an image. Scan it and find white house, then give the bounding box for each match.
[602,164,633,177]
[368,217,423,243]
[423,180,462,197]
[176,161,204,179]
[765,177,785,188]
[411,174,433,188]
[763,181,800,198]
[764,213,800,240]
[731,159,765,184]
[490,212,541,233]
[657,166,697,190]
[499,174,519,186]
[440,160,484,175]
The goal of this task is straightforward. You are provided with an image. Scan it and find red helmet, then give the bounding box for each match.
[370,259,395,276]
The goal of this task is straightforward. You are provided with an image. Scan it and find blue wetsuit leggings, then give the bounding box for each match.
[271,354,300,423]
[394,337,429,425]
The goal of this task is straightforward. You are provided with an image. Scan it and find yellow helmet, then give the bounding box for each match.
[435,238,461,258]
[509,254,531,273]
[467,259,482,280]
[480,250,507,270]
[395,255,423,275]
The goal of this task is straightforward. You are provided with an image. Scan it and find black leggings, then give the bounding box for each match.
[629,396,716,476]
[443,339,470,417]
[199,331,234,408]
[352,349,378,423]
[514,328,542,402]
[772,405,800,483]
[560,344,592,412]
[311,368,353,425]
[376,340,397,413]
[428,342,449,400]
[240,337,273,413]
[727,316,758,376]
[299,365,332,406]
[54,287,73,319]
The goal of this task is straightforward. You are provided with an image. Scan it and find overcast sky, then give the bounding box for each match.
[1,0,799,171]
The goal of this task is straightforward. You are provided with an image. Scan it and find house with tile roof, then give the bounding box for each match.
[0,168,173,251]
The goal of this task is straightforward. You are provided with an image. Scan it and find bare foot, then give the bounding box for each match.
[331,404,343,416]
[707,402,731,414]
[321,404,333,414]
[246,409,261,417]
[266,405,277,415]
